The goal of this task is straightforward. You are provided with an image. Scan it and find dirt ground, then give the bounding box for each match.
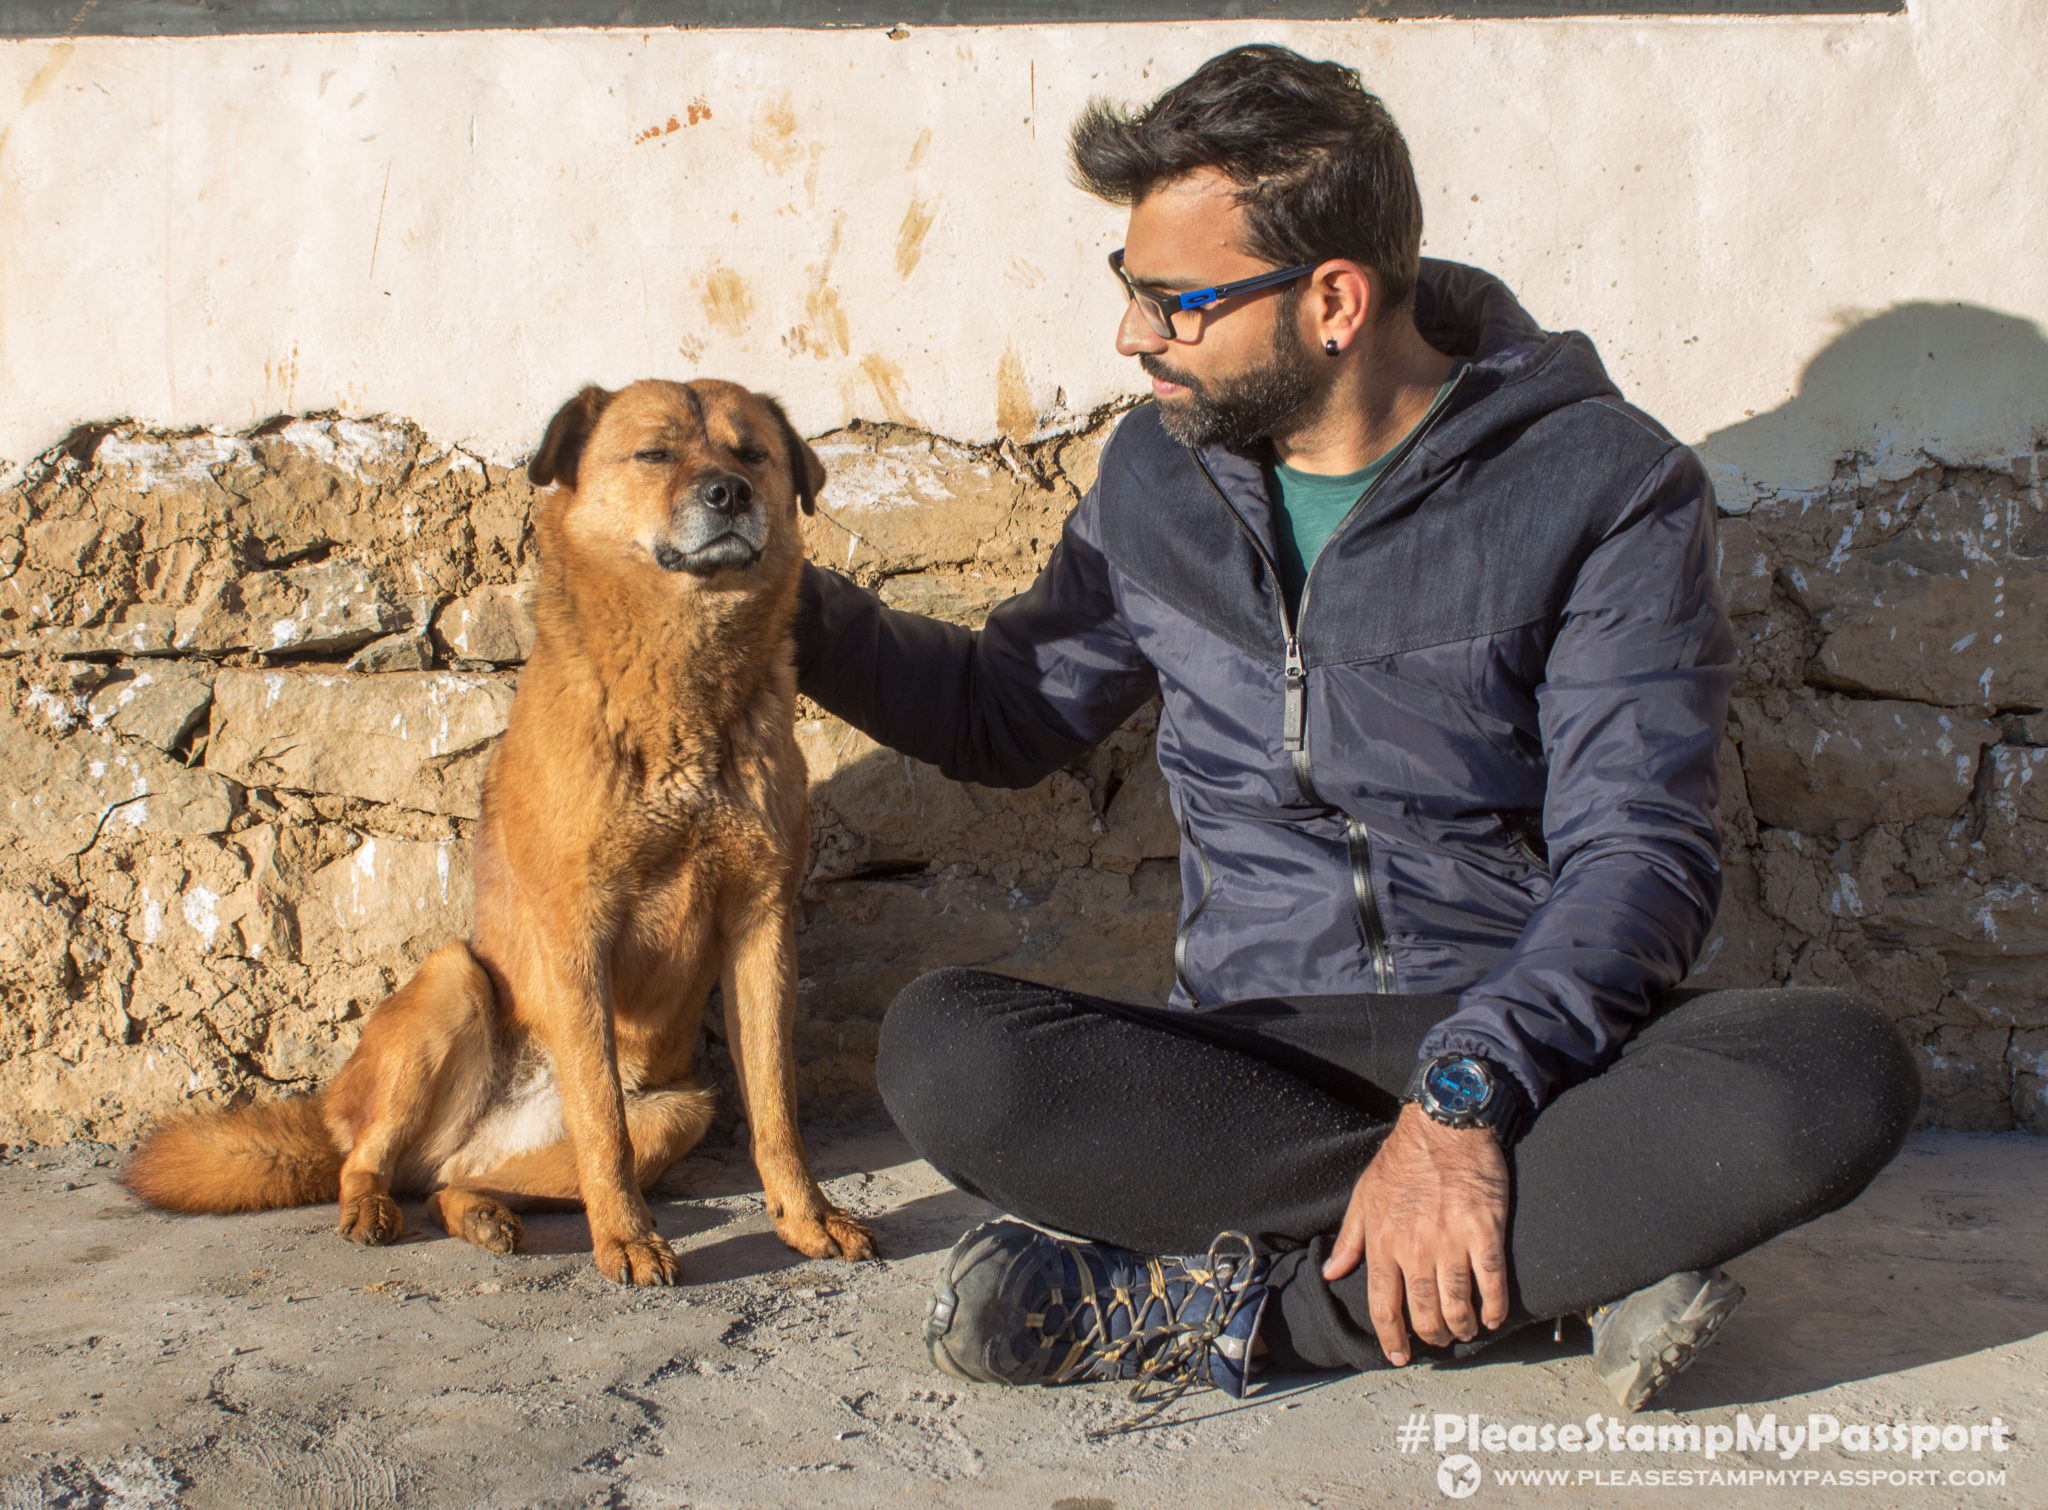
[0,1121,2041,1510]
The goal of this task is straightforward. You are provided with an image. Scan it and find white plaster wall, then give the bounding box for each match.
[0,1,2042,504]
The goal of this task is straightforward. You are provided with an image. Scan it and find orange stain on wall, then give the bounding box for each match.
[636,98,713,145]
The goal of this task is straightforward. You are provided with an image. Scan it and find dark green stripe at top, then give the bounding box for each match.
[0,2,1904,41]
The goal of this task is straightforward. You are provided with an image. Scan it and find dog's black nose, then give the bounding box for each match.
[697,473,754,516]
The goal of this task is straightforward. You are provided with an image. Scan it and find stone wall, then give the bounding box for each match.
[2,414,2044,1144]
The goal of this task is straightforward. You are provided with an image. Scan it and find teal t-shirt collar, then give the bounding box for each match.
[1263,361,1466,615]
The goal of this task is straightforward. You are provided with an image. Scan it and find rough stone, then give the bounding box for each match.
[875,571,1014,625]
[1917,1023,2016,1131]
[3,411,2046,1140]
[23,515,103,575]
[802,426,1027,577]
[1714,512,1776,617]
[301,829,474,967]
[345,631,435,674]
[85,662,214,752]
[178,558,410,656]
[431,581,536,664]
[2012,1025,2048,1134]
[1686,854,1787,991]
[0,695,237,861]
[205,668,515,819]
[1782,481,2048,711]
[1867,884,2048,978]
[1736,694,1993,835]
[1089,750,1180,874]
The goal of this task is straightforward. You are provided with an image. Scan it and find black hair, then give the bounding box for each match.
[1070,44,1423,314]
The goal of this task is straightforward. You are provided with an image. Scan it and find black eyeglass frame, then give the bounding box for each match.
[1109,247,1318,340]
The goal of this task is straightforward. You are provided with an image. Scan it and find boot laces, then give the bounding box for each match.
[1028,1231,1258,1436]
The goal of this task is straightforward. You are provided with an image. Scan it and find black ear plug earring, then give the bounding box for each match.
[1324,339,1340,356]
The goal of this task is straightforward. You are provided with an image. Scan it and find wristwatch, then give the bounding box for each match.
[1403,1053,1534,1146]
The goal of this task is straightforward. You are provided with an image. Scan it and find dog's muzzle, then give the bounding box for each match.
[652,472,769,574]
[654,535,760,574]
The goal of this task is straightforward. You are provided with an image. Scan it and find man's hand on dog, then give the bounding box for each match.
[1323,1103,1510,1366]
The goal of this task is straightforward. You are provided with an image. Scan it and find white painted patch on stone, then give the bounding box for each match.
[25,684,76,731]
[182,886,222,948]
[94,433,252,493]
[276,418,408,479]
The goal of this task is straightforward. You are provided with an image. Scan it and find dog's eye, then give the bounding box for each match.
[735,446,770,466]
[634,448,675,465]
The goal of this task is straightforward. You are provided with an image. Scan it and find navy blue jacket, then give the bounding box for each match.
[797,260,1735,1112]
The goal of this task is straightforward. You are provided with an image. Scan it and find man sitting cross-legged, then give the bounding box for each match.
[797,44,1919,1411]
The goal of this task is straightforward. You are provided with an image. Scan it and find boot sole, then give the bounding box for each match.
[924,1223,990,1383]
[1599,1273,1745,1412]
[925,1217,1055,1386]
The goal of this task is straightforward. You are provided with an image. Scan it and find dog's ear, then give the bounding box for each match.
[764,398,825,516]
[528,385,613,490]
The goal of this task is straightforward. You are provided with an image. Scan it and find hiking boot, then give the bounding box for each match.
[1588,1269,1745,1411]
[925,1217,1269,1406]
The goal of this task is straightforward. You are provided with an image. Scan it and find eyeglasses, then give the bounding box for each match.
[1109,248,1317,340]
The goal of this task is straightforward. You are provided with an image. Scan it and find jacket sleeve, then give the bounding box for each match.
[794,486,1160,789]
[1417,443,1737,1112]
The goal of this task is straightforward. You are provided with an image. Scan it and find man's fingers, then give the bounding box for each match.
[1405,1266,1450,1348]
[1436,1259,1478,1342]
[1322,1191,1369,1283]
[1473,1232,1512,1330]
[1366,1247,1412,1366]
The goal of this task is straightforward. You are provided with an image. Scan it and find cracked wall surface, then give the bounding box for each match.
[2,412,2045,1143]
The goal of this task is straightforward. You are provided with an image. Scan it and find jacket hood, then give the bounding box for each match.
[1409,259,1624,470]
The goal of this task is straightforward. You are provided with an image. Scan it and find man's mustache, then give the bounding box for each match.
[1140,354,1205,395]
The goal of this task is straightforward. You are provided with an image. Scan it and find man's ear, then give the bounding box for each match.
[528,385,613,490]
[763,398,825,515]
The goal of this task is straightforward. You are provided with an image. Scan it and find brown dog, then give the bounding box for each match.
[123,379,875,1284]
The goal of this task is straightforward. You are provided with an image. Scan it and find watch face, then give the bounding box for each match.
[1425,1057,1494,1116]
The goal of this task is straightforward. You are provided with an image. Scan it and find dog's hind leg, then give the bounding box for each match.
[324,941,497,1247]
[429,1085,717,1257]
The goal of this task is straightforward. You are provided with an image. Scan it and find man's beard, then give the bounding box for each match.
[1142,317,1325,451]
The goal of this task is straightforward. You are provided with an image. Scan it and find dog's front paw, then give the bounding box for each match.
[338,1193,403,1247]
[774,1202,878,1262]
[594,1233,679,1286]
[825,1208,878,1262]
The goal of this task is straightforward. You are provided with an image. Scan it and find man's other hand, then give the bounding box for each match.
[1322,1102,1510,1365]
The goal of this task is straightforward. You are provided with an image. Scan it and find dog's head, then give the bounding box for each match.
[527,379,824,583]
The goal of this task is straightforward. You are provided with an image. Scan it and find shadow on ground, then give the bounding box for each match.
[1658,1132,2048,1410]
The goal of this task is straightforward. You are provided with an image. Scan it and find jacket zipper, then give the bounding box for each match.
[1171,815,1216,1007]
[1505,816,1548,874]
[1189,367,1470,999]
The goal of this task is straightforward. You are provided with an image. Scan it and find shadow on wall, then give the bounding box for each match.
[688,722,1183,1126]
[1686,299,2048,1134]
[1702,302,2048,503]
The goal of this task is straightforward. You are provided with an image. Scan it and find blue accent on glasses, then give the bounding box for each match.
[1110,248,1317,339]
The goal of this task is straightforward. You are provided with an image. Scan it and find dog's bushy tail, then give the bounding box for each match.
[122,1094,343,1212]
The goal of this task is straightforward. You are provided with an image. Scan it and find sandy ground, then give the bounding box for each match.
[0,1121,2041,1510]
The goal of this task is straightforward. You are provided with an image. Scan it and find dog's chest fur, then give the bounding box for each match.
[603,719,796,881]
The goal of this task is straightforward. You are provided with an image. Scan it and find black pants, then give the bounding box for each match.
[875,970,1921,1373]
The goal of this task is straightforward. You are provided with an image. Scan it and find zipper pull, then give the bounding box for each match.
[1283,637,1306,751]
